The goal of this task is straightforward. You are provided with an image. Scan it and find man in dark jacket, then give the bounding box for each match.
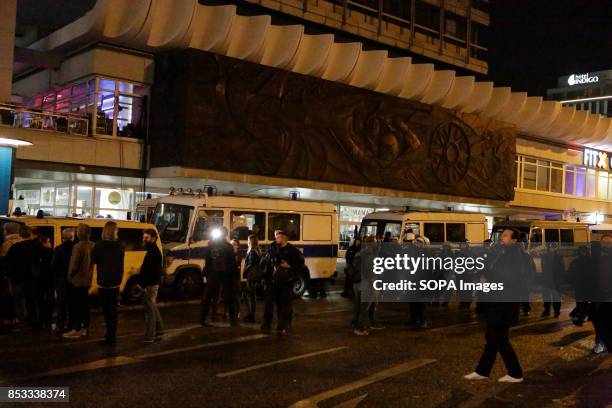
[140,229,164,343]
[342,238,361,299]
[261,230,305,334]
[6,226,38,328]
[92,221,124,345]
[201,226,238,326]
[541,243,564,318]
[464,228,525,383]
[51,229,74,333]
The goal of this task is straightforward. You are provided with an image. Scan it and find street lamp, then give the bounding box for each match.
[0,137,33,215]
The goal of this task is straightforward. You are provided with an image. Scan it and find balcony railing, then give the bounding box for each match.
[0,103,89,136]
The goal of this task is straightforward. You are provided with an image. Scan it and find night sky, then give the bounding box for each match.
[487,0,612,95]
[14,0,612,98]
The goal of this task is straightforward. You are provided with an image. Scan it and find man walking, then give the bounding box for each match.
[140,229,164,343]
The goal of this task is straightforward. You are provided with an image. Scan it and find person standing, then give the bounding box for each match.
[51,229,74,334]
[64,224,93,339]
[464,228,525,383]
[92,221,124,345]
[541,243,563,318]
[6,226,38,329]
[201,227,238,326]
[0,223,22,329]
[261,230,305,334]
[342,238,361,299]
[34,235,54,331]
[230,239,243,320]
[352,236,377,336]
[140,229,164,343]
[242,234,261,323]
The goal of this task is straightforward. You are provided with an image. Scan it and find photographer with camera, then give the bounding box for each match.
[260,230,305,334]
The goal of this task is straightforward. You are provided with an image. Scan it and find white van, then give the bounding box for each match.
[359,211,488,244]
[151,193,339,298]
[135,198,160,223]
[589,223,612,242]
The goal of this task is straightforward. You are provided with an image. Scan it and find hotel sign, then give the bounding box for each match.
[568,73,599,86]
[583,148,610,170]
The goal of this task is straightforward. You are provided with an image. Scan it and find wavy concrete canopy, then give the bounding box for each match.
[27,0,612,148]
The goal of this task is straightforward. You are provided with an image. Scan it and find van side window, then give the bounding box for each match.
[231,211,265,241]
[446,223,466,242]
[268,213,300,241]
[560,229,574,246]
[192,210,224,242]
[424,223,444,243]
[530,228,542,248]
[545,228,560,243]
[118,229,145,251]
[61,226,102,243]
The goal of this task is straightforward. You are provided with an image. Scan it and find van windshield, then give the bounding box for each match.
[152,203,193,243]
[359,219,401,242]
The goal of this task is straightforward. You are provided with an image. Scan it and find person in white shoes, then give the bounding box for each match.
[464,228,525,384]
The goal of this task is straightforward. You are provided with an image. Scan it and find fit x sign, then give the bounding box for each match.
[583,148,611,170]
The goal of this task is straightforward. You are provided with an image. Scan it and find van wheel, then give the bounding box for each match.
[293,272,309,298]
[175,269,203,300]
[123,277,142,305]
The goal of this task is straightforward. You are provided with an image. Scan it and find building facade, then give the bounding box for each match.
[1,0,611,242]
[547,69,612,117]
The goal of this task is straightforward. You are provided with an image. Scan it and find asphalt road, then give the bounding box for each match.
[0,290,610,408]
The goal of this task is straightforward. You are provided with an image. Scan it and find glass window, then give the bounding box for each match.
[152,204,193,243]
[230,211,265,241]
[445,223,466,242]
[40,186,55,207]
[268,213,300,241]
[403,223,420,237]
[560,229,574,246]
[565,166,575,195]
[55,186,71,206]
[551,164,563,193]
[76,186,92,216]
[598,172,609,200]
[545,228,560,243]
[118,228,145,251]
[576,167,586,197]
[536,160,550,191]
[192,210,224,242]
[587,169,597,198]
[522,158,537,189]
[424,223,445,243]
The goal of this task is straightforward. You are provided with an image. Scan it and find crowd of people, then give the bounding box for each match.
[0,221,164,344]
[342,228,612,383]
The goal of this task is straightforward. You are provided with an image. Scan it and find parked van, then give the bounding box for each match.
[151,193,339,298]
[0,216,161,303]
[358,211,488,244]
[135,198,160,223]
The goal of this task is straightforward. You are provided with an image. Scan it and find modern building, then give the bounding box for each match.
[1,0,611,251]
[547,69,612,117]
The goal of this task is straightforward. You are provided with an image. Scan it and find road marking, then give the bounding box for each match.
[136,334,269,359]
[216,346,348,378]
[41,356,143,377]
[288,359,437,408]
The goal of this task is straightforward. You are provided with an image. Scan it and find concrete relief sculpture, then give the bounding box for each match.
[151,50,516,201]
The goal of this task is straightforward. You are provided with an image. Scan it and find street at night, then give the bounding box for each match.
[1,281,610,407]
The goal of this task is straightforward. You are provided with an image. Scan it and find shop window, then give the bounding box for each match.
[551,163,563,193]
[536,160,550,191]
[230,211,265,241]
[424,223,445,243]
[587,169,597,198]
[446,223,466,242]
[192,210,224,242]
[598,172,610,200]
[565,166,575,195]
[522,158,537,190]
[575,167,586,197]
[268,213,300,241]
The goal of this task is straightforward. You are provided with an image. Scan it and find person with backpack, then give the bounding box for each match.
[201,227,238,326]
[261,230,305,334]
[91,221,125,345]
[242,234,261,323]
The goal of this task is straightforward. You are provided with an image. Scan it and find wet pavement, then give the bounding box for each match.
[0,285,610,408]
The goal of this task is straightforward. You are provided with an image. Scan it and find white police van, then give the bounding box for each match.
[151,191,338,298]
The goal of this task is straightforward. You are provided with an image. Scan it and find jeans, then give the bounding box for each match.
[99,287,118,340]
[142,285,164,340]
[352,286,372,331]
[542,287,561,314]
[202,280,237,324]
[10,280,26,323]
[475,321,523,378]
[68,286,90,331]
[244,280,257,319]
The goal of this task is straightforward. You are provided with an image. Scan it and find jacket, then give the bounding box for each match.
[483,244,524,326]
[203,240,237,283]
[1,234,22,257]
[243,250,261,281]
[140,243,163,287]
[92,240,125,288]
[5,239,38,283]
[52,241,74,283]
[68,240,94,288]
[345,244,361,268]
[265,242,305,284]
